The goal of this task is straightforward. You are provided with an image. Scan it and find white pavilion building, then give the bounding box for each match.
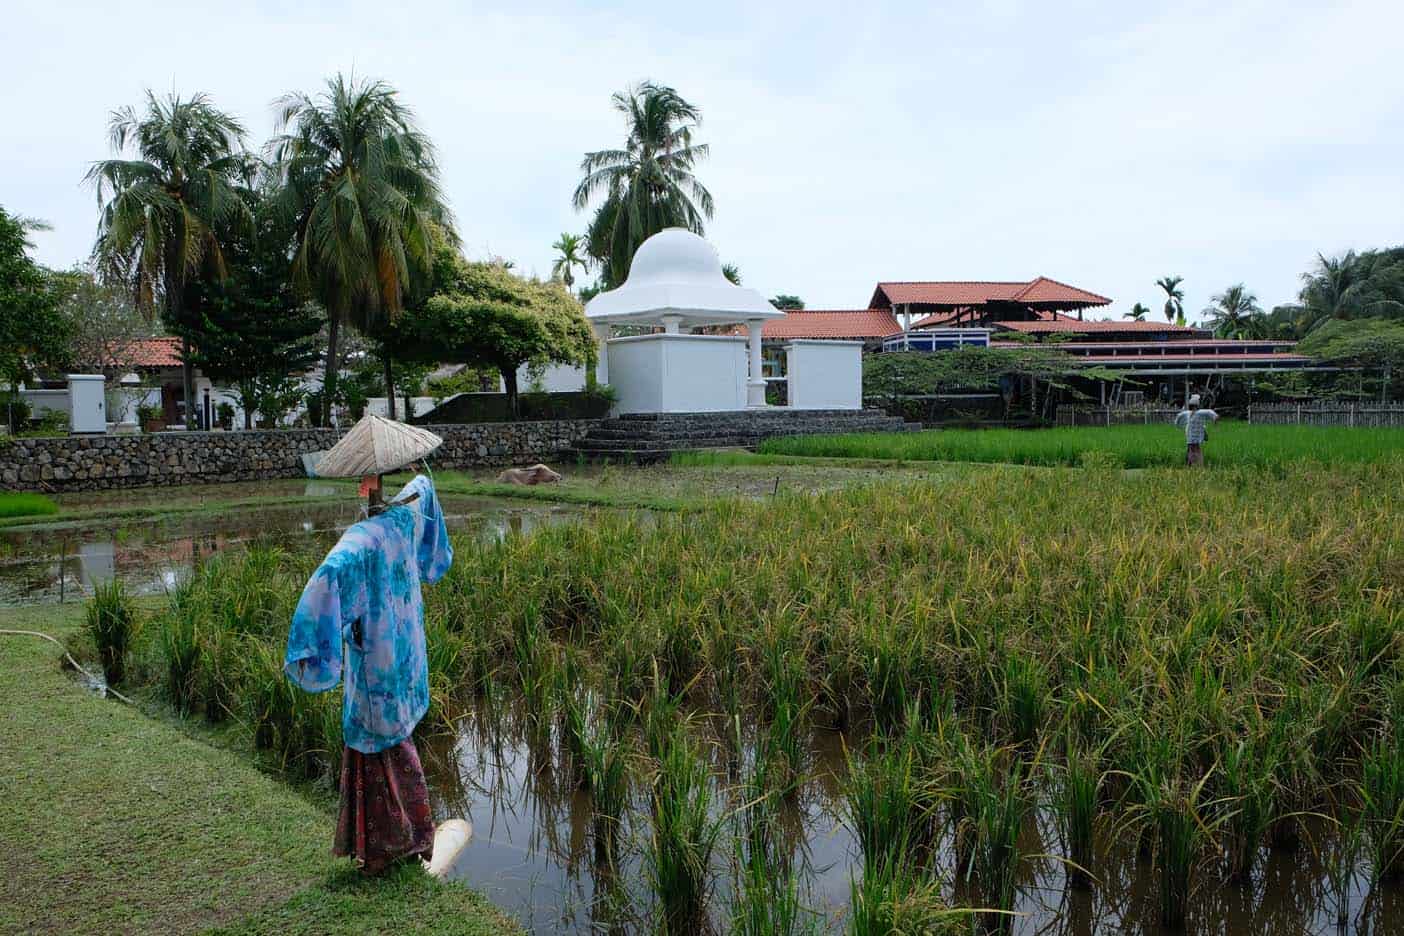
[585,228,863,414]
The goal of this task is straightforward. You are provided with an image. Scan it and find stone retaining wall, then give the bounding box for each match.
[0,420,599,493]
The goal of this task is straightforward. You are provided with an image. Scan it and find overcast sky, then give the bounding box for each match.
[5,0,1402,321]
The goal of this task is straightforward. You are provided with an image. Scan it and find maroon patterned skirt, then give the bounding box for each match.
[334,738,435,874]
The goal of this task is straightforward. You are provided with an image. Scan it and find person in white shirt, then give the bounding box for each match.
[1173,394,1219,467]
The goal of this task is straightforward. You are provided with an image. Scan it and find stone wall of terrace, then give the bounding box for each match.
[0,420,599,493]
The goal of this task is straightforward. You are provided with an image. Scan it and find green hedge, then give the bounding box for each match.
[411,390,611,424]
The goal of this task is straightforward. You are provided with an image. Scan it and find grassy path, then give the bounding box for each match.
[0,604,518,936]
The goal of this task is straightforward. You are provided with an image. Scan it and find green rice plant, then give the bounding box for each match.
[757,423,1404,470]
[1360,728,1404,882]
[1218,733,1278,882]
[1126,765,1216,930]
[0,491,58,518]
[730,838,817,936]
[647,726,722,934]
[84,578,136,685]
[1054,742,1101,890]
[158,581,201,714]
[241,639,338,780]
[957,746,1035,930]
[759,629,810,795]
[847,844,965,936]
[843,735,928,869]
[996,654,1050,748]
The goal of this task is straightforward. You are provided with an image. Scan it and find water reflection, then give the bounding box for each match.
[415,699,1393,936]
[0,494,590,606]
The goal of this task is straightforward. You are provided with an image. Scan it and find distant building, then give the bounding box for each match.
[763,278,1333,403]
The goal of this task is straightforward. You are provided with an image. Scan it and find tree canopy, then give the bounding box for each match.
[186,193,324,428]
[771,294,804,310]
[269,74,453,421]
[390,253,596,416]
[85,90,255,426]
[0,207,71,387]
[1203,283,1263,338]
[573,82,713,288]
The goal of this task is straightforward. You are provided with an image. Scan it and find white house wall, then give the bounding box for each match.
[606,334,747,414]
[785,340,864,410]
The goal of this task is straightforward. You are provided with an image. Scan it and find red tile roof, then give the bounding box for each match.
[118,337,184,368]
[911,308,1082,329]
[871,277,1111,310]
[762,310,902,340]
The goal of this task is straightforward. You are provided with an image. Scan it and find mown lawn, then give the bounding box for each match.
[757,421,1404,468]
[0,603,518,936]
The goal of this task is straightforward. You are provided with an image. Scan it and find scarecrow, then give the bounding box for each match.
[1173,394,1219,467]
[283,414,462,874]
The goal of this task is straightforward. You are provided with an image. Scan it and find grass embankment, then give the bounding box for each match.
[758,421,1404,468]
[137,459,1404,930]
[0,491,58,519]
[0,603,518,936]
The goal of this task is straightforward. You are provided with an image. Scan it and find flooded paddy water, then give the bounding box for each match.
[416,702,1395,936]
[0,479,590,606]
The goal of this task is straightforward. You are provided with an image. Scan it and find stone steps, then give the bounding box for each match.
[567,408,918,463]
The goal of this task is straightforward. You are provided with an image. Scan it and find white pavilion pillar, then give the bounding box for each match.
[746,318,767,407]
[592,322,610,386]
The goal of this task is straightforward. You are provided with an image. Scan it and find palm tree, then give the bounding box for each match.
[551,233,588,290]
[722,263,741,285]
[1156,275,1185,326]
[270,74,453,422]
[573,81,713,287]
[1124,302,1150,321]
[1203,284,1263,338]
[85,91,254,428]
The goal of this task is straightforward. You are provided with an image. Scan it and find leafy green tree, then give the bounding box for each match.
[269,74,453,423]
[864,348,1117,421]
[399,258,595,418]
[551,232,589,290]
[1203,284,1263,338]
[54,269,155,378]
[1124,302,1150,321]
[771,294,804,310]
[1156,275,1185,326]
[186,194,324,428]
[1298,318,1404,401]
[85,91,254,428]
[1293,249,1404,333]
[722,263,741,285]
[573,82,713,287]
[0,208,72,389]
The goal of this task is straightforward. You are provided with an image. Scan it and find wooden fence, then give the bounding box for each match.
[1246,402,1404,428]
[1057,402,1404,428]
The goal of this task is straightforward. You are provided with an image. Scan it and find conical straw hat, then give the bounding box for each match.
[314,413,443,479]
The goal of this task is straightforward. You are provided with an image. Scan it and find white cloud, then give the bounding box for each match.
[3,0,1400,321]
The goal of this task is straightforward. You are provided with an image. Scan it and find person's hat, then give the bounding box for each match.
[1188,394,1201,407]
[313,413,443,479]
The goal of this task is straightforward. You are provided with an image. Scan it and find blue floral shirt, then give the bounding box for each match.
[284,475,453,754]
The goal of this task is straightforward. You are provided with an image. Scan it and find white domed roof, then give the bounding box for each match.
[585,228,782,326]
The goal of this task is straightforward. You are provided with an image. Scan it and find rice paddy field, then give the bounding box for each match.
[757,421,1404,469]
[0,491,58,518]
[115,451,1404,934]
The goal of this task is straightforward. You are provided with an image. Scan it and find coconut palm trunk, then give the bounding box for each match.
[323,316,340,427]
[382,350,397,421]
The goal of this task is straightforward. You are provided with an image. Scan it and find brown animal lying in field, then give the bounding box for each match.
[496,464,563,485]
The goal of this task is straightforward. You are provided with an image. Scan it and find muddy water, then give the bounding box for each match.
[418,707,1396,935]
[0,481,590,605]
